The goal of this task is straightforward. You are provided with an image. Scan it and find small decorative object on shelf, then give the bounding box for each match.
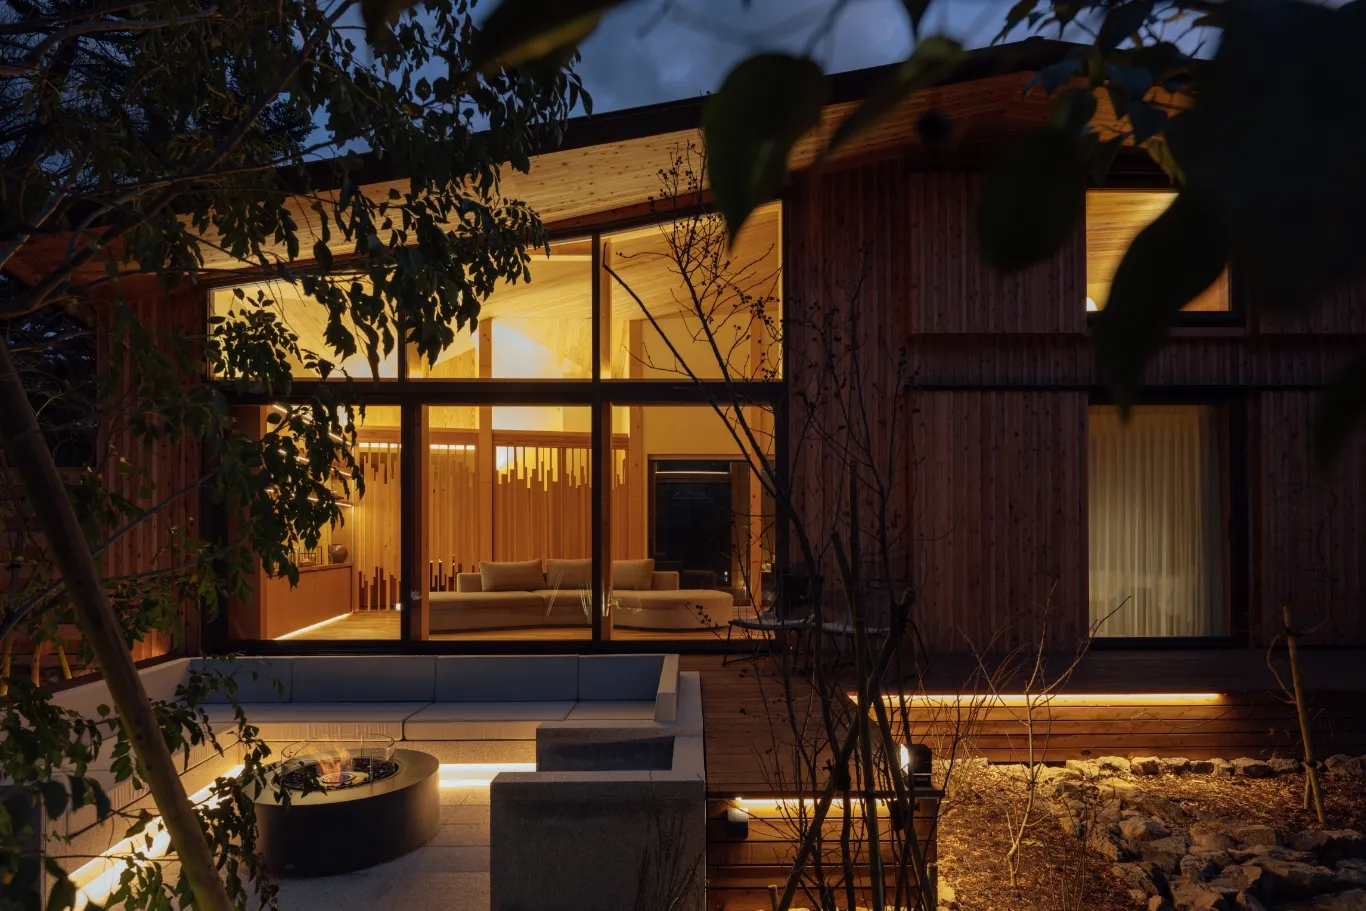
[297,547,319,568]
[328,544,349,565]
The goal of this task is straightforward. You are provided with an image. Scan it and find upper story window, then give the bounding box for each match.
[1086,191,1231,314]
[604,201,782,381]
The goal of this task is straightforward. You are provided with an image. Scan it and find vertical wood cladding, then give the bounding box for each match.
[907,171,1086,335]
[910,390,1089,653]
[1251,392,1366,645]
[789,163,1366,651]
[97,280,205,661]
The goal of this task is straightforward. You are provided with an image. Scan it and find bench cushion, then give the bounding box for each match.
[404,702,574,740]
[188,657,292,703]
[291,656,435,702]
[249,702,429,741]
[578,655,664,702]
[435,656,577,702]
[565,702,657,722]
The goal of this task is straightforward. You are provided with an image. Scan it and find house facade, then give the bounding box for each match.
[15,46,1365,673]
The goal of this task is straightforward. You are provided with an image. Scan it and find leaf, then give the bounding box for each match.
[470,0,622,73]
[1027,56,1083,95]
[703,53,828,244]
[900,0,931,35]
[1098,0,1155,51]
[1092,190,1226,401]
[313,240,333,271]
[1128,101,1167,146]
[1050,87,1097,136]
[1314,353,1366,468]
[976,126,1087,272]
[360,0,413,46]
[39,780,67,820]
[826,36,962,156]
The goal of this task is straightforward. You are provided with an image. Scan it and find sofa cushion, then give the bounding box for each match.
[578,654,664,702]
[291,656,435,702]
[545,558,591,590]
[611,559,654,591]
[480,559,545,592]
[250,703,429,742]
[404,702,574,741]
[188,657,292,704]
[565,702,658,722]
[435,656,577,702]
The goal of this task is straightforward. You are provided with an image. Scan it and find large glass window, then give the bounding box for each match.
[410,239,593,381]
[425,406,594,640]
[209,281,401,380]
[1088,405,1228,637]
[610,404,775,641]
[1086,191,1230,313]
[605,203,782,380]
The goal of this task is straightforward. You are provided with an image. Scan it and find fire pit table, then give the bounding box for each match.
[255,738,439,876]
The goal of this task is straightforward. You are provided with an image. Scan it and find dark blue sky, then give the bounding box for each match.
[572,0,1011,114]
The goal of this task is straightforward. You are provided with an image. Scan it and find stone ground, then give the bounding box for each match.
[937,755,1366,911]
[274,784,491,911]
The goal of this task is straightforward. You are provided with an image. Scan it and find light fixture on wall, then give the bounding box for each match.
[1086,296,1099,312]
[724,803,750,840]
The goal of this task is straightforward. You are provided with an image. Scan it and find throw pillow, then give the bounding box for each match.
[612,558,655,591]
[479,559,545,592]
[545,558,592,590]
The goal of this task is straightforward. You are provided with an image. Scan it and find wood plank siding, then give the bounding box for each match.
[96,279,207,660]
[786,159,1366,652]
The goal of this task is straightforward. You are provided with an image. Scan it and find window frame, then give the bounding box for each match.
[1084,186,1245,329]
[201,207,790,652]
[1085,388,1249,649]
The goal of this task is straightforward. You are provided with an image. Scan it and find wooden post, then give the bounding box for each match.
[591,234,613,640]
[401,403,430,641]
[1283,605,1327,823]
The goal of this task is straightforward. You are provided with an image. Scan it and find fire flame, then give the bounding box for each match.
[315,746,353,786]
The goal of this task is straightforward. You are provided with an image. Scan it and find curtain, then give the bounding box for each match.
[1088,406,1226,637]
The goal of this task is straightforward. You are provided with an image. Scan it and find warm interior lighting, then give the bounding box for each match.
[71,764,245,910]
[437,762,535,787]
[1086,296,1099,312]
[899,743,910,773]
[873,692,1223,707]
[275,614,348,640]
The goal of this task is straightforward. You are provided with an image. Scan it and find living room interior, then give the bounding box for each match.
[213,203,781,643]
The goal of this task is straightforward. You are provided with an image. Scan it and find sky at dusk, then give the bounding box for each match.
[570,0,1014,114]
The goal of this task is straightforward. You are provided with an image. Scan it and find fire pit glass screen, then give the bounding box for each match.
[280,737,400,791]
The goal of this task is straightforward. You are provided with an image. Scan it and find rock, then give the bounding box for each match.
[1088,829,1134,862]
[1123,816,1174,842]
[1191,826,1239,854]
[1278,890,1366,911]
[1096,798,1123,827]
[1242,856,1339,900]
[1190,759,1217,774]
[1150,897,1177,911]
[1112,861,1165,898]
[1171,879,1233,910]
[1209,758,1235,777]
[1143,835,1193,874]
[1099,777,1145,800]
[1067,758,1101,777]
[1288,830,1366,863]
[1132,794,1191,826]
[1181,853,1224,883]
[1325,754,1365,778]
[1039,765,1081,784]
[1232,758,1276,779]
[1235,890,1270,911]
[1205,864,1268,900]
[937,880,957,909]
[1132,756,1163,776]
[1337,863,1366,889]
[1098,755,1133,774]
[1270,757,1302,775]
[1339,859,1366,875]
[995,763,1029,780]
[1193,850,1236,870]
[1230,844,1318,865]
[1230,825,1280,848]
[1163,757,1192,775]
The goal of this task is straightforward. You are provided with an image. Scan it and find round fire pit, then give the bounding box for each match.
[255,740,439,877]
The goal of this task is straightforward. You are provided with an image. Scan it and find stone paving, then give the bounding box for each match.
[274,784,491,911]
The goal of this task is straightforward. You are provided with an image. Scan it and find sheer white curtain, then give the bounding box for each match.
[1088,406,1226,637]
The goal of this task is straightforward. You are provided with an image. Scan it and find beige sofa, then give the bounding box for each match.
[429,561,735,632]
